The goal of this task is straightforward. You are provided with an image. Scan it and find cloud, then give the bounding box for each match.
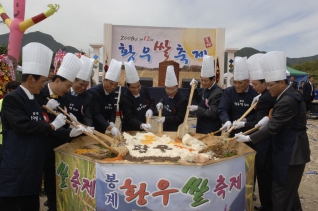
[0,0,317,57]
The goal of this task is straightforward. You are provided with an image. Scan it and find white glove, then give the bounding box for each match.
[70,113,77,121]
[51,114,66,130]
[235,132,251,142]
[157,117,165,123]
[233,120,245,129]
[255,116,269,128]
[190,78,198,88]
[70,125,85,137]
[111,127,120,136]
[145,109,153,118]
[86,126,94,134]
[187,105,198,112]
[156,102,163,111]
[69,121,76,129]
[46,99,60,110]
[141,123,152,131]
[220,121,232,131]
[109,122,116,127]
[252,94,261,105]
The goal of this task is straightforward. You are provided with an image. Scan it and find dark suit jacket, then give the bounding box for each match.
[159,90,188,131]
[245,89,276,129]
[34,84,72,142]
[290,81,298,90]
[250,87,310,182]
[64,91,93,126]
[119,85,155,131]
[303,82,315,101]
[87,83,116,133]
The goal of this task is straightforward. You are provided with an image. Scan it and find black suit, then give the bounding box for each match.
[159,91,188,131]
[34,84,72,211]
[64,91,93,126]
[245,89,276,211]
[250,87,310,211]
[303,82,315,111]
[119,85,155,131]
[290,81,298,89]
[0,87,52,210]
[193,83,223,134]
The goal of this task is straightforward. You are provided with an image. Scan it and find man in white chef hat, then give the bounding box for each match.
[187,55,223,134]
[218,56,258,136]
[155,65,187,131]
[0,43,67,210]
[119,60,155,131]
[87,58,122,136]
[65,56,95,129]
[232,53,276,211]
[35,52,85,211]
[235,51,310,211]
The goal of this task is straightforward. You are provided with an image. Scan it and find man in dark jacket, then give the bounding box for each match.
[156,65,187,131]
[35,53,85,211]
[87,59,122,136]
[233,53,276,211]
[218,57,258,137]
[188,55,223,134]
[0,43,67,211]
[120,60,155,131]
[303,76,315,117]
[65,56,94,128]
[235,51,310,211]
[289,75,298,90]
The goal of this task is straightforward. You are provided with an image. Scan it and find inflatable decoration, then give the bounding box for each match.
[0,1,59,79]
[0,54,12,99]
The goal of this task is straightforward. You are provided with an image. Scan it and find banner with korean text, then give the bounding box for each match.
[95,157,246,211]
[112,25,217,68]
[55,152,96,211]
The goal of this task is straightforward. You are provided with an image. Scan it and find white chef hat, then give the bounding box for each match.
[165,65,178,87]
[247,53,264,80]
[105,59,122,82]
[22,42,53,77]
[201,55,215,77]
[124,60,140,84]
[76,56,93,81]
[233,57,249,80]
[57,53,82,82]
[260,51,286,82]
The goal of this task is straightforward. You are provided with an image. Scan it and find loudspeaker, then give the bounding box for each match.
[182,78,200,88]
[139,77,153,87]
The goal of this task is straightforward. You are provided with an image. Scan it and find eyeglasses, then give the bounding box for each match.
[266,82,277,88]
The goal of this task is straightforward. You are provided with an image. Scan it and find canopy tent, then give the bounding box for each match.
[286,66,308,87]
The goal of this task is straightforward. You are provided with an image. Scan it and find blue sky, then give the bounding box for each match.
[1,0,318,58]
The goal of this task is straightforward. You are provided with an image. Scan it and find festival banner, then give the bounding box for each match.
[55,152,96,211]
[111,25,217,68]
[95,157,246,211]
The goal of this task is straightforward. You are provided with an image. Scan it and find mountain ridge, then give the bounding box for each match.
[1,31,317,66]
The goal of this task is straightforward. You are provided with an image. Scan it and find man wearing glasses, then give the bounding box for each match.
[235,51,310,211]
[188,56,223,134]
[156,66,187,131]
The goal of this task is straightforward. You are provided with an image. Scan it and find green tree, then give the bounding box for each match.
[0,43,8,55]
